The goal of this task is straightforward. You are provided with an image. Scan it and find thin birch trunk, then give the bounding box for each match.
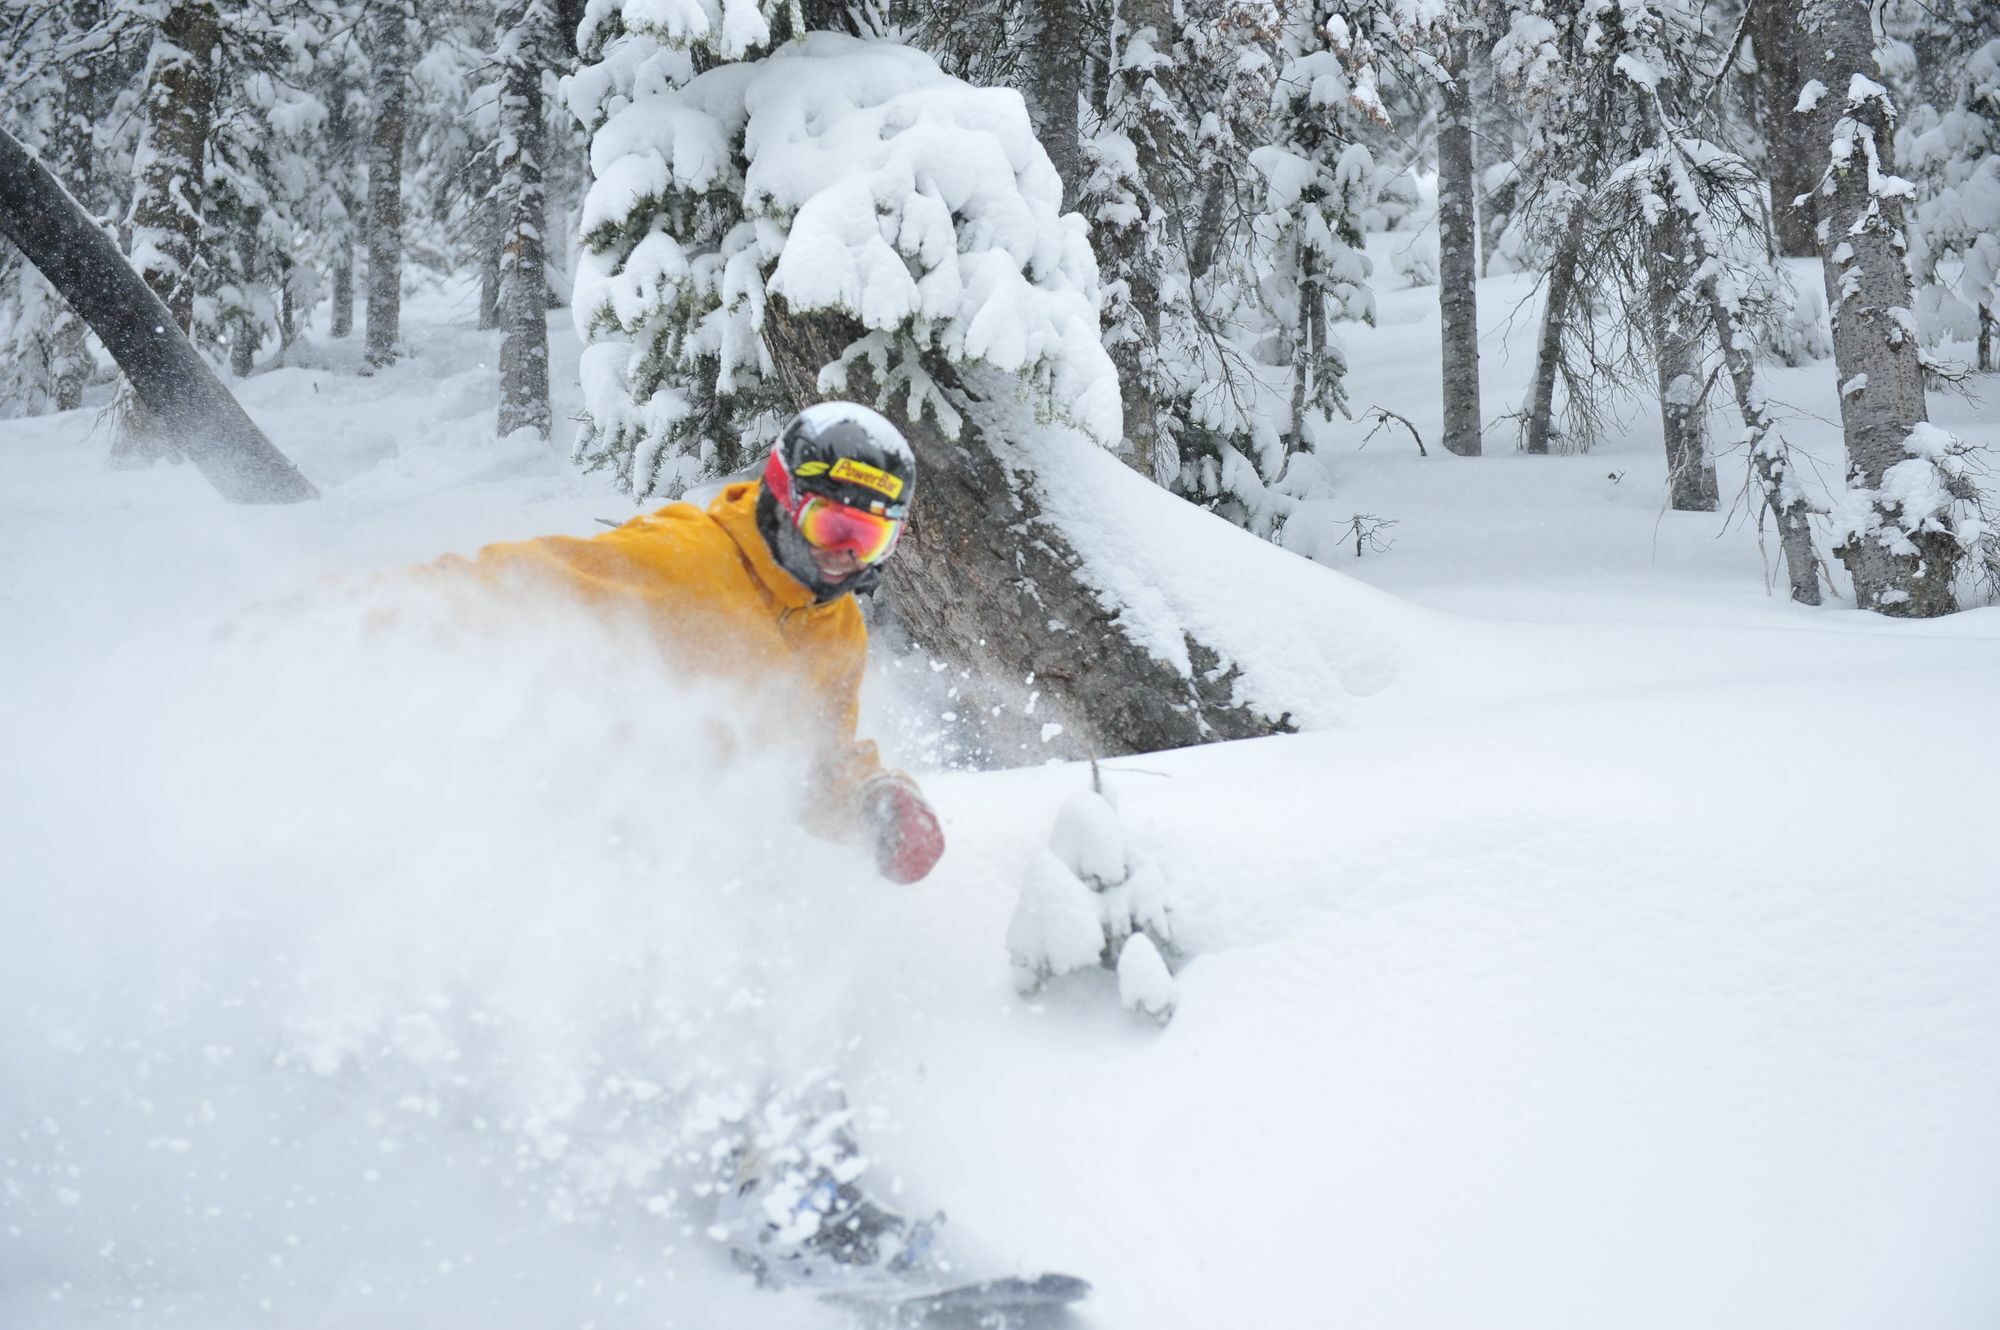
[1438,28,1482,456]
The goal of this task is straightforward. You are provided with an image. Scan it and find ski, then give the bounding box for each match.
[821,1271,1092,1326]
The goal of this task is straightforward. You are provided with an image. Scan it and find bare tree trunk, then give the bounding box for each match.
[1753,0,1818,257]
[1523,194,1587,455]
[125,0,218,333]
[228,222,259,378]
[763,300,1284,757]
[1024,0,1095,210]
[0,125,316,503]
[279,263,298,356]
[1798,0,1958,615]
[476,147,503,332]
[1286,282,1313,456]
[331,250,355,338]
[48,0,104,413]
[497,0,552,440]
[365,0,412,369]
[115,0,220,464]
[1438,28,1482,457]
[1644,204,1719,511]
[1698,276,1822,604]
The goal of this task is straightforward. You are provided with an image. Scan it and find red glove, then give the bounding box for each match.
[861,774,944,883]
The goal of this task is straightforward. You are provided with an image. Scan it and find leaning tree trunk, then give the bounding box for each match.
[0,126,317,503]
[365,0,412,368]
[1523,191,1589,455]
[762,302,1284,758]
[496,0,552,440]
[1437,28,1483,457]
[1753,0,1818,258]
[1644,201,1719,511]
[1798,0,1959,615]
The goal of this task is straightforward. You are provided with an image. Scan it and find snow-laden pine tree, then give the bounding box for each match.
[201,11,350,376]
[1252,8,1379,475]
[1894,20,1999,370]
[0,0,131,415]
[1491,0,1612,457]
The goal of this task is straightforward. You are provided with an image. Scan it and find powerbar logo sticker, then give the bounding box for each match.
[794,461,832,477]
[829,457,904,500]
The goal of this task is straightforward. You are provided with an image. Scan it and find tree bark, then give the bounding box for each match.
[365,0,412,368]
[1798,0,1958,615]
[1437,28,1482,457]
[331,250,355,338]
[1523,193,1587,455]
[762,300,1286,758]
[0,126,317,503]
[497,1,552,440]
[1753,0,1818,257]
[476,147,503,332]
[48,0,105,412]
[1644,203,1719,511]
[125,0,219,333]
[1024,0,1096,210]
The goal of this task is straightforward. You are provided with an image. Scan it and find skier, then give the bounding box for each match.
[412,400,947,1283]
[409,402,1087,1313]
[424,399,945,886]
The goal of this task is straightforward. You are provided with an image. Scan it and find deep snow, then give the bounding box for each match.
[3,255,1999,1330]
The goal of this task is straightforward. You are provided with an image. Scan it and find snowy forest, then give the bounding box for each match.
[4,1,2000,1328]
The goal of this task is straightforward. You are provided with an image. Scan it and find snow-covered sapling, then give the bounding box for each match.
[1006,781,1179,1023]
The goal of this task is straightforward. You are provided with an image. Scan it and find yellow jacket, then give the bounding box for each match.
[429,481,884,825]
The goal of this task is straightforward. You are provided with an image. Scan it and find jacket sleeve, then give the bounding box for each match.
[804,603,888,840]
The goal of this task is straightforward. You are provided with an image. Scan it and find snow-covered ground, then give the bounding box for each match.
[4,262,1999,1330]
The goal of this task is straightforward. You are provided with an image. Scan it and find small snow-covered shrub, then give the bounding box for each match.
[1007,785,1178,1023]
[568,30,1119,498]
[1759,276,1834,366]
[1392,232,1438,288]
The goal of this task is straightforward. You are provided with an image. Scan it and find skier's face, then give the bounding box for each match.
[809,544,864,584]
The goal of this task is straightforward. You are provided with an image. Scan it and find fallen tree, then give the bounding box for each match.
[0,124,317,505]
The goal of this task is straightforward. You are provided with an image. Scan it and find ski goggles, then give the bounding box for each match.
[793,493,904,565]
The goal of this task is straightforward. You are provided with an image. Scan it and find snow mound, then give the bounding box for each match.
[998,391,1417,728]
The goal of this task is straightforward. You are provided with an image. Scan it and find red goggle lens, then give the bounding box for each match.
[795,494,903,565]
